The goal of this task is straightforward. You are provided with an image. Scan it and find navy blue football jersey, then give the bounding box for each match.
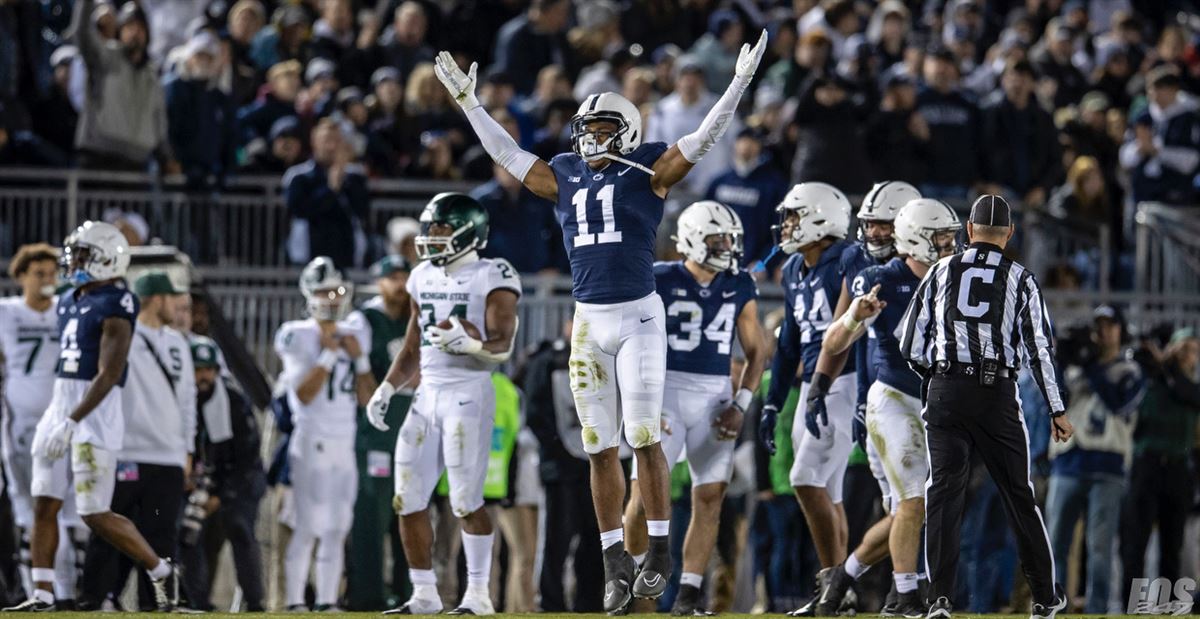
[781,240,858,383]
[549,142,669,304]
[56,281,138,385]
[655,261,757,376]
[840,241,883,404]
[853,257,922,398]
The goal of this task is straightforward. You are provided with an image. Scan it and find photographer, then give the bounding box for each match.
[1046,305,1144,614]
[1121,328,1200,598]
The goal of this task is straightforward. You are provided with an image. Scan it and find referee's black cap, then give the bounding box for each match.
[968,194,1012,227]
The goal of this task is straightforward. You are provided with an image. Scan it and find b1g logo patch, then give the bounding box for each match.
[1128,577,1196,615]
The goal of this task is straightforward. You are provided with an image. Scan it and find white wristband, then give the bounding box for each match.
[841,312,862,333]
[317,349,339,371]
[354,355,372,375]
[733,387,754,412]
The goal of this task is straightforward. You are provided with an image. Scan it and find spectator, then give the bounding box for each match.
[915,47,978,199]
[404,62,464,139]
[1061,92,1121,190]
[573,46,640,105]
[30,46,80,159]
[963,31,1028,98]
[284,119,368,269]
[1090,42,1134,112]
[762,29,833,102]
[0,103,71,166]
[386,216,420,264]
[490,0,571,95]
[704,128,788,270]
[799,0,860,61]
[520,65,573,122]
[375,2,434,82]
[69,0,177,172]
[1045,156,1114,234]
[866,71,929,185]
[141,0,206,68]
[240,115,305,175]
[364,67,416,175]
[651,43,681,97]
[1121,329,1200,597]
[1033,22,1089,110]
[237,59,301,148]
[103,208,150,246]
[303,57,341,120]
[647,56,739,194]
[248,4,311,73]
[164,31,234,187]
[621,67,657,109]
[311,0,371,89]
[688,9,743,93]
[865,1,911,71]
[472,163,565,274]
[567,0,623,69]
[216,29,261,109]
[1046,306,1143,614]
[180,336,266,612]
[1120,65,1200,206]
[226,0,266,55]
[530,97,575,161]
[80,272,196,610]
[978,59,1060,207]
[789,75,872,195]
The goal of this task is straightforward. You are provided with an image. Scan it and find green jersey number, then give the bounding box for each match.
[17,336,44,375]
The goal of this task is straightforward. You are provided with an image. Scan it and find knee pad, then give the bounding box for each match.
[448,484,484,519]
[392,466,432,517]
[623,419,661,450]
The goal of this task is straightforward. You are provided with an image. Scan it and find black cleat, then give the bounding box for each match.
[671,584,716,616]
[892,591,926,618]
[150,559,182,612]
[815,563,854,615]
[926,596,952,619]
[633,536,671,600]
[1,599,55,613]
[1031,584,1067,619]
[881,580,900,617]
[603,542,637,615]
[787,568,830,616]
[53,600,76,611]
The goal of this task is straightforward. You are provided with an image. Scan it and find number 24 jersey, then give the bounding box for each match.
[655,261,757,377]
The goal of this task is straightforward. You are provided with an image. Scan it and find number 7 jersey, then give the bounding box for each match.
[550,142,669,304]
[407,257,522,384]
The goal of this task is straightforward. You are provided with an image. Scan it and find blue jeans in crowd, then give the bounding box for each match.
[1046,472,1124,614]
[752,495,814,611]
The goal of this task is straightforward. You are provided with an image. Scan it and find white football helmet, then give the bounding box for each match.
[858,181,921,259]
[893,198,962,265]
[675,201,745,273]
[299,256,354,321]
[774,182,852,254]
[570,92,643,162]
[61,220,130,285]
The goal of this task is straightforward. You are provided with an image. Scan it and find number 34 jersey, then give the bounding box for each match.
[0,296,60,419]
[407,258,522,384]
[655,261,757,376]
[275,317,372,438]
[550,142,669,305]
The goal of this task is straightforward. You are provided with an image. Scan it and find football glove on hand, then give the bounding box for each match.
[735,29,769,81]
[434,51,480,111]
[805,394,829,439]
[759,405,778,455]
[852,402,868,450]
[35,418,77,461]
[365,382,395,432]
[425,316,484,355]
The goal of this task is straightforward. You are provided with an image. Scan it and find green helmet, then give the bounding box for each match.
[415,192,490,266]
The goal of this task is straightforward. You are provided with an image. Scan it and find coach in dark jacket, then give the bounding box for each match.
[283,119,368,269]
[978,60,1060,208]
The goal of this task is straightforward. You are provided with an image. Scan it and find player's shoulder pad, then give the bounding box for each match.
[274,319,313,355]
[852,264,884,297]
[98,283,139,319]
[549,151,580,172]
[734,270,759,298]
[781,252,804,279]
[482,257,522,294]
[634,141,670,166]
[653,260,680,277]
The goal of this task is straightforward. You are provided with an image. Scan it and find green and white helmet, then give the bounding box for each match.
[299,256,354,321]
[415,192,490,266]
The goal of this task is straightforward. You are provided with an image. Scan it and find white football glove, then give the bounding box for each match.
[735,29,769,81]
[365,381,395,432]
[425,316,484,355]
[434,51,480,111]
[35,418,77,461]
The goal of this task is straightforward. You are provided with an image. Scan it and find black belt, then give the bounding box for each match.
[933,360,1014,379]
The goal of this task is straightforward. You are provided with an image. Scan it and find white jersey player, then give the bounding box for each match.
[274,256,377,612]
[365,193,521,616]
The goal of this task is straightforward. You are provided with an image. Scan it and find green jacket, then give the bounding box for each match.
[352,299,413,453]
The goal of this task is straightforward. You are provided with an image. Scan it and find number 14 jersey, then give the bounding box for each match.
[655,261,757,376]
[550,142,669,304]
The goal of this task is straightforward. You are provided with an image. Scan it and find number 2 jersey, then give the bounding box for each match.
[549,141,669,304]
[655,261,757,376]
[0,296,60,424]
[408,257,522,384]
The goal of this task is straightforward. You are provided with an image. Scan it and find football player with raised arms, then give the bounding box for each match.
[757,183,858,617]
[364,193,521,616]
[5,222,179,612]
[433,29,767,613]
[274,256,377,611]
[818,199,962,617]
[622,201,767,616]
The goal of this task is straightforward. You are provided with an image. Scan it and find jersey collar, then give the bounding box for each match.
[967,241,1004,253]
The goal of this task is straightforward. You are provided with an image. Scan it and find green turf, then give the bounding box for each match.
[24,614,1163,618]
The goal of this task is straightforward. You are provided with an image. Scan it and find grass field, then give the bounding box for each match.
[28,614,1166,618]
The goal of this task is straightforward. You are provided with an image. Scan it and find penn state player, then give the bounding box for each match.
[819,199,962,617]
[6,222,179,612]
[0,244,84,604]
[800,181,922,615]
[756,182,857,617]
[275,256,377,612]
[364,193,520,616]
[621,202,766,616]
[433,31,768,613]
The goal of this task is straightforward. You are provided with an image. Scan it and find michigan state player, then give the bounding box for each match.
[819,199,961,617]
[757,183,857,617]
[622,201,767,616]
[6,222,179,612]
[365,193,521,616]
[434,31,768,613]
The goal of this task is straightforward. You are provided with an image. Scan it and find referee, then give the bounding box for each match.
[899,195,1074,619]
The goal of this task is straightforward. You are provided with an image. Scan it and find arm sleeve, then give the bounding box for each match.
[899,265,937,370]
[676,73,752,163]
[463,106,539,182]
[766,291,802,410]
[1018,273,1066,413]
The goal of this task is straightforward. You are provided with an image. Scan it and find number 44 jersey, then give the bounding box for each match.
[656,261,757,376]
[407,257,522,384]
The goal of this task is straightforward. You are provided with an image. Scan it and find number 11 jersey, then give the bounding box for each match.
[550,142,669,304]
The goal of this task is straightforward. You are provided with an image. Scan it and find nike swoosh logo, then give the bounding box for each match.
[643,574,662,587]
[457,401,472,406]
[722,291,737,298]
[640,316,653,323]
[80,307,92,314]
[618,167,631,176]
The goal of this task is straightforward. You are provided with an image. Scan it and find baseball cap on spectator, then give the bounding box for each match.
[306,58,336,84]
[371,66,401,88]
[736,126,765,141]
[1093,304,1125,330]
[102,208,150,246]
[337,86,364,108]
[708,9,740,37]
[370,254,411,278]
[1061,0,1085,17]
[926,45,956,64]
[883,69,916,89]
[1095,41,1127,67]
[267,59,302,82]
[1080,91,1110,114]
[229,0,266,24]
[1050,24,1074,43]
[50,45,79,68]
[133,271,180,299]
[577,0,618,30]
[274,4,309,29]
[952,0,982,15]
[1170,327,1197,345]
[269,116,303,141]
[387,217,421,247]
[186,30,220,58]
[1147,64,1183,89]
[190,336,221,369]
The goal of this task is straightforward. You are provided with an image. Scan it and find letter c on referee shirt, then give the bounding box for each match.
[956,267,995,318]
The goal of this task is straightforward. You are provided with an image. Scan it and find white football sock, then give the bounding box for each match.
[314,531,347,606]
[461,531,494,587]
[600,528,624,550]
[845,553,870,579]
[284,530,316,606]
[895,572,919,594]
[647,519,670,537]
[680,572,703,588]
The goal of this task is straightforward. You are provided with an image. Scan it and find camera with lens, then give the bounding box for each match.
[1056,323,1098,368]
[180,472,214,547]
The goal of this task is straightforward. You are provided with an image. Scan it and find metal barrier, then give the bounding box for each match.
[1136,203,1200,296]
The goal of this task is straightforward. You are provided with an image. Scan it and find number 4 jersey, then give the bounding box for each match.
[408,257,522,384]
[656,261,757,376]
[0,296,60,423]
[550,142,669,304]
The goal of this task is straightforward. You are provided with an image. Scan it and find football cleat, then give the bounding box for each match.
[383,591,444,615]
[602,543,637,615]
[787,567,830,616]
[446,587,494,616]
[1030,584,1067,619]
[150,559,181,612]
[1,598,56,613]
[891,591,927,618]
[670,584,716,616]
[632,536,671,599]
[926,596,952,619]
[815,563,854,615]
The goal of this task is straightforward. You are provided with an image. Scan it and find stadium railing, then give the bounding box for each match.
[1136,202,1200,296]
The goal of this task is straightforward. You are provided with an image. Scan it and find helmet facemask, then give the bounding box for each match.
[859,219,897,259]
[61,243,108,286]
[700,232,744,273]
[909,227,961,264]
[415,221,478,266]
[570,115,628,162]
[306,283,354,321]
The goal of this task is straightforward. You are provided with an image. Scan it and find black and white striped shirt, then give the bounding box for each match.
[899,242,1065,413]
